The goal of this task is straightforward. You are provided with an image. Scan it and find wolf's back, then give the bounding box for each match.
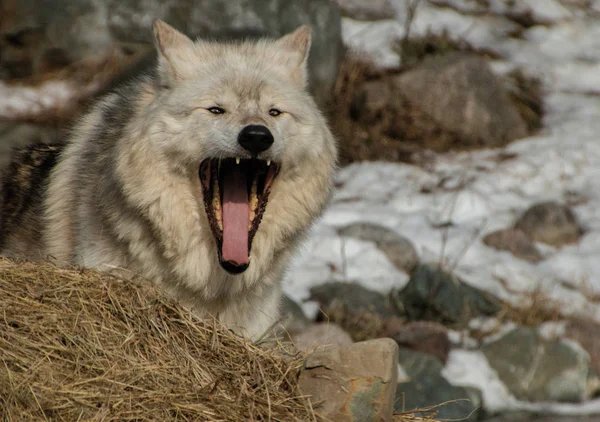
[0,144,65,255]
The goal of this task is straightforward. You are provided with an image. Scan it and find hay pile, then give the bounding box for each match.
[0,258,315,421]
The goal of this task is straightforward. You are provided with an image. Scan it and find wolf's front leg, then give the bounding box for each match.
[220,283,282,342]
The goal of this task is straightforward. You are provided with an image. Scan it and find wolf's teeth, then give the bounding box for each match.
[218,159,221,175]
[236,157,240,164]
[212,175,222,230]
[267,160,271,166]
[249,178,258,229]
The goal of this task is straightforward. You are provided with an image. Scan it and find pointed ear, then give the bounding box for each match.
[274,25,312,86]
[152,19,196,85]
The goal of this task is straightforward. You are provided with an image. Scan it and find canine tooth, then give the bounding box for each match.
[267,160,271,166]
[249,211,255,229]
[218,159,221,175]
[236,157,240,164]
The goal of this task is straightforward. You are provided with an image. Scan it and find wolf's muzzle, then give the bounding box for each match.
[238,125,274,155]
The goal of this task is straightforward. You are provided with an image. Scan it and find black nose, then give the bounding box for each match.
[238,125,274,154]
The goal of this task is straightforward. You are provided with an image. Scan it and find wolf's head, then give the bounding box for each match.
[140,20,336,277]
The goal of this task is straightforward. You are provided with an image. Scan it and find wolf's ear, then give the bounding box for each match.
[152,19,196,85]
[275,25,312,87]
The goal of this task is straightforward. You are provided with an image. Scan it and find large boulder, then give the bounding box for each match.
[393,53,528,148]
[0,0,343,106]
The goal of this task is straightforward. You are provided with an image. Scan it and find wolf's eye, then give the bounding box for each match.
[269,108,282,117]
[208,107,225,115]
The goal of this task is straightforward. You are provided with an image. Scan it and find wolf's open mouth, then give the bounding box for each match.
[199,158,279,274]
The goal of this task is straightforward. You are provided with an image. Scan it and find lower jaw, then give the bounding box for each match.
[219,259,250,274]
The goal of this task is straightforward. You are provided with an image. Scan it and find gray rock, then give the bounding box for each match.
[514,202,584,247]
[299,338,399,422]
[392,264,501,327]
[310,282,397,320]
[483,228,544,263]
[292,322,353,351]
[393,53,528,148]
[483,326,591,403]
[487,415,600,422]
[310,282,399,341]
[396,347,482,420]
[277,295,311,337]
[339,223,419,274]
[0,0,342,106]
[335,0,396,21]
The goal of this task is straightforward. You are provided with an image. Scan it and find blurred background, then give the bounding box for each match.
[1,0,600,420]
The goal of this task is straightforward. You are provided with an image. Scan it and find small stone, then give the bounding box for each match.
[335,0,396,21]
[381,320,450,364]
[292,323,354,351]
[277,295,311,337]
[482,228,544,263]
[391,264,501,327]
[310,282,399,341]
[514,201,584,247]
[483,326,591,402]
[395,347,482,420]
[393,53,528,148]
[310,282,396,319]
[338,223,419,274]
[299,338,399,422]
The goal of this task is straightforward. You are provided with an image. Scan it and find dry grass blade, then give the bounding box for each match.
[0,258,318,421]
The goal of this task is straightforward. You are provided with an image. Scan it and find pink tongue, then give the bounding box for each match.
[221,165,249,266]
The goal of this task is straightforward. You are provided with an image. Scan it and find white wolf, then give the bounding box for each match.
[0,20,337,340]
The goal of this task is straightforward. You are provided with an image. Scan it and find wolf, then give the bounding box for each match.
[0,20,337,340]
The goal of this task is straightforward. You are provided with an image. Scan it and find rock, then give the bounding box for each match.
[482,326,591,402]
[335,0,396,21]
[299,338,399,422]
[393,53,528,148]
[338,223,419,274]
[486,415,599,422]
[311,282,397,319]
[292,323,354,351]
[391,264,501,327]
[482,228,544,263]
[0,0,342,106]
[310,282,398,341]
[514,202,584,247]
[277,295,311,337]
[381,320,450,364]
[111,0,343,105]
[396,347,482,420]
